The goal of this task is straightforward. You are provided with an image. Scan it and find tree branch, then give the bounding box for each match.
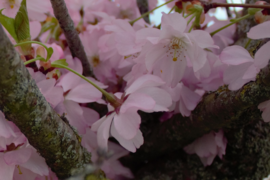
[123,60,270,163]
[0,24,95,179]
[49,0,93,77]
[134,117,270,180]
[136,0,150,23]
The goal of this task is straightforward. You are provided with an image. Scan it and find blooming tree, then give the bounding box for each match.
[0,0,270,179]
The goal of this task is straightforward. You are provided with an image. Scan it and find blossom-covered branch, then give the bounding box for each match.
[49,0,93,76]
[0,24,93,179]
[128,57,270,162]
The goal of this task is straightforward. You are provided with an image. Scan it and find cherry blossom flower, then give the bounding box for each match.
[82,129,133,180]
[91,74,172,152]
[0,0,22,18]
[220,42,270,90]
[258,100,270,122]
[184,130,227,166]
[140,12,216,87]
[0,0,51,21]
[56,57,104,134]
[0,111,49,179]
[247,20,270,40]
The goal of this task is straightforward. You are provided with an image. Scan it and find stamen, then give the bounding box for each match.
[10,5,14,9]
[173,49,177,61]
[17,165,23,174]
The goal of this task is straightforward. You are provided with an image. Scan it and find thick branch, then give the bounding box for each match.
[135,118,270,180]
[0,24,92,179]
[49,0,93,77]
[125,62,270,163]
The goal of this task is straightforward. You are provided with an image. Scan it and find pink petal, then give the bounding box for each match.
[220,46,253,65]
[181,85,201,110]
[111,123,136,152]
[200,155,215,166]
[30,21,41,40]
[0,111,16,138]
[258,100,270,111]
[81,106,99,126]
[57,72,81,92]
[135,87,172,111]
[223,62,254,90]
[189,30,217,49]
[145,44,167,71]
[254,41,270,69]
[64,100,87,134]
[242,64,259,80]
[97,113,114,150]
[13,166,38,180]
[46,86,64,108]
[120,93,155,113]
[186,44,207,72]
[132,130,144,149]
[247,21,270,39]
[37,79,55,95]
[161,13,187,33]
[65,83,102,103]
[113,111,140,140]
[125,74,165,94]
[21,149,49,176]
[91,115,108,132]
[135,28,161,44]
[0,154,15,180]
[4,147,32,165]
[179,97,192,117]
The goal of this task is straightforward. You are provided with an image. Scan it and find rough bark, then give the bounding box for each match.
[136,0,150,23]
[123,61,270,164]
[135,118,270,180]
[49,0,93,77]
[0,24,94,179]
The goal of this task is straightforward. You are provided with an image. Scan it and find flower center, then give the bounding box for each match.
[167,37,187,62]
[91,56,100,67]
[8,0,15,9]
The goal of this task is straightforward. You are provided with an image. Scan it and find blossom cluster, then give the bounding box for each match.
[1,0,270,179]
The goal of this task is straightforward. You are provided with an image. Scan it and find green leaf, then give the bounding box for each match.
[46,47,54,60]
[51,59,68,68]
[0,9,18,42]
[14,0,30,42]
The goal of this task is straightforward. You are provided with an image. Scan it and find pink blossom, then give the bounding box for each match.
[140,13,216,87]
[82,129,133,180]
[27,0,51,21]
[29,21,41,40]
[204,16,235,55]
[221,42,270,90]
[92,75,172,152]
[0,111,49,179]
[258,100,270,122]
[56,58,104,134]
[148,0,158,10]
[247,20,270,39]
[0,0,22,18]
[80,30,119,84]
[184,130,227,166]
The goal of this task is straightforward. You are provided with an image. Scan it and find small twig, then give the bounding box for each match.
[49,0,93,77]
[202,2,270,12]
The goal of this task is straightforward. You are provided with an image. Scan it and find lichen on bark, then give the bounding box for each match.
[0,24,93,179]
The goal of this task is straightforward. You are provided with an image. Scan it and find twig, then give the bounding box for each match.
[49,0,93,77]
